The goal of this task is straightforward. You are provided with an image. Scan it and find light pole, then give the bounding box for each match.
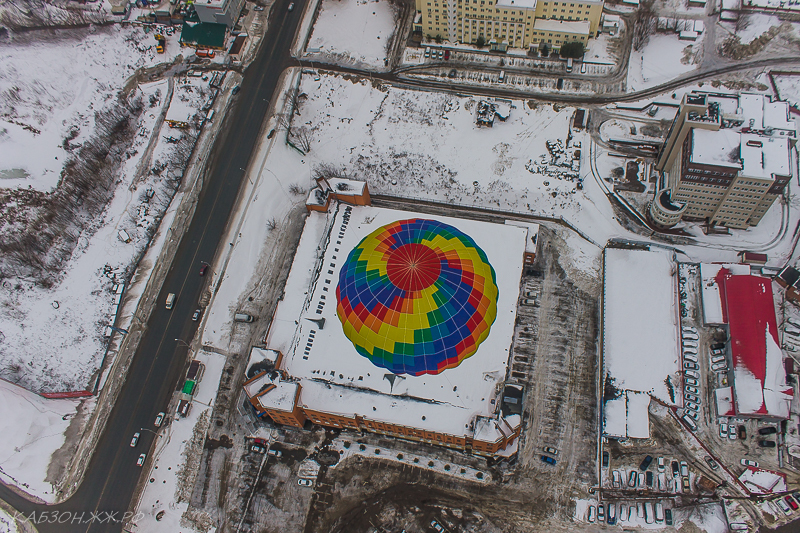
[175,338,191,349]
[139,427,162,437]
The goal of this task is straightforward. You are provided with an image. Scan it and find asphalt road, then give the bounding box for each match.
[0,1,305,531]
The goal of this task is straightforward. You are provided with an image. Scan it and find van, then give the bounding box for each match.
[566,58,573,72]
[206,109,215,121]
[166,293,176,310]
[498,70,505,83]
[234,313,254,323]
[682,414,698,431]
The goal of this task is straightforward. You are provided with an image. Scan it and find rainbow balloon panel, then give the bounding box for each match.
[336,218,498,376]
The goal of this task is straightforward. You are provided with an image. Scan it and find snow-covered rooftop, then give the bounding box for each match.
[604,391,652,439]
[700,263,750,325]
[505,220,539,254]
[716,269,793,418]
[690,128,742,169]
[325,177,366,195]
[532,19,591,34]
[265,205,527,438]
[244,371,299,413]
[740,134,790,180]
[603,248,680,438]
[738,467,787,494]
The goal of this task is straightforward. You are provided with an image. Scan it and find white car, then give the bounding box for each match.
[712,362,728,372]
[587,505,596,523]
[685,377,699,387]
[711,354,726,364]
[683,332,699,341]
[130,432,140,447]
[683,347,698,355]
[685,410,699,421]
[154,412,165,427]
[680,461,689,477]
[685,393,700,403]
[719,422,728,438]
[684,353,698,363]
[686,401,700,412]
[686,385,699,394]
[685,370,700,380]
[657,457,665,472]
[776,498,792,516]
[297,478,313,487]
[683,341,698,349]
[729,425,738,440]
[137,453,147,467]
[740,459,759,467]
[682,325,698,333]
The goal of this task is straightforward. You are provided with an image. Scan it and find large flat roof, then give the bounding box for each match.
[690,128,742,169]
[716,270,792,418]
[603,248,680,438]
[265,206,527,437]
[740,134,790,180]
[532,19,591,34]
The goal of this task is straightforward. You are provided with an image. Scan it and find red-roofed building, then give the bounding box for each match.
[716,268,793,419]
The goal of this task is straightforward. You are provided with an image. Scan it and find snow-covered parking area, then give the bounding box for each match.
[627,33,703,92]
[304,0,400,70]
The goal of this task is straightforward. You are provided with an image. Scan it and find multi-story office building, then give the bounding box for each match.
[193,0,245,28]
[652,92,796,230]
[414,0,604,51]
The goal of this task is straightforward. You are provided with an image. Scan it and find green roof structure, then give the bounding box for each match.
[180,14,227,49]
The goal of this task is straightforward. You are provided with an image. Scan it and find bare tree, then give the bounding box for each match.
[632,0,658,52]
[291,126,313,153]
[735,13,751,34]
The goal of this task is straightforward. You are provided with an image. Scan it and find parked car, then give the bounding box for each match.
[740,459,759,467]
[684,361,699,370]
[671,461,680,477]
[680,461,689,477]
[710,348,726,356]
[729,424,738,440]
[685,393,700,403]
[683,332,699,340]
[192,308,202,321]
[711,354,726,364]
[297,478,313,487]
[777,497,792,516]
[711,342,726,350]
[758,426,777,435]
[738,425,747,440]
[130,432,140,447]
[665,508,673,526]
[683,414,698,431]
[758,440,776,448]
[639,455,653,471]
[684,410,699,421]
[606,503,616,525]
[637,472,645,487]
[251,443,266,454]
[686,385,699,395]
[719,422,728,439]
[684,353,698,363]
[685,377,699,387]
[200,264,209,276]
[628,470,637,487]
[645,470,653,487]
[287,2,294,10]
[137,453,147,467]
[597,503,604,522]
[540,455,556,465]
[682,477,691,492]
[793,492,800,506]
[154,412,165,427]
[231,85,240,95]
[785,495,799,511]
[683,347,698,355]
[444,50,450,60]
[683,341,698,349]
[685,401,700,412]
[587,505,596,523]
[711,361,728,372]
[543,446,558,455]
[704,456,719,470]
[612,470,622,488]
[657,457,665,472]
[268,449,282,457]
[685,370,700,379]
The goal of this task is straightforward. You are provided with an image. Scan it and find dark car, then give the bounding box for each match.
[711,342,726,350]
[793,492,800,506]
[758,426,777,435]
[665,508,673,526]
[704,456,719,470]
[541,455,557,465]
[671,461,680,477]
[758,440,776,448]
[602,451,609,468]
[444,50,450,60]
[231,85,240,95]
[786,495,799,511]
[200,264,209,276]
[738,425,747,440]
[639,455,653,471]
[645,471,653,487]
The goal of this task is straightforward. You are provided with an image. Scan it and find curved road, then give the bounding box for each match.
[0,1,306,531]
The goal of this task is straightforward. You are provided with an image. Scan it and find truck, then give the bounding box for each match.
[165,293,176,310]
[155,33,166,54]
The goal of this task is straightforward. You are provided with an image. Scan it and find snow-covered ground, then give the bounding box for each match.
[0,24,183,191]
[0,75,212,394]
[774,72,800,109]
[584,30,618,65]
[0,379,87,502]
[627,33,703,92]
[305,0,400,70]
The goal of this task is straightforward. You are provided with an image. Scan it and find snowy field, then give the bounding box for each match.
[305,0,400,70]
[583,30,618,65]
[627,33,703,92]
[0,24,183,191]
[774,72,800,108]
[0,75,211,394]
[0,379,86,501]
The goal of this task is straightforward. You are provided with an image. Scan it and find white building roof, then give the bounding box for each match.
[326,177,366,195]
[603,248,680,438]
[265,206,527,438]
[532,19,591,35]
[740,134,790,179]
[690,128,741,169]
[504,220,539,254]
[496,0,538,8]
[244,372,298,413]
[700,263,749,325]
[247,347,280,371]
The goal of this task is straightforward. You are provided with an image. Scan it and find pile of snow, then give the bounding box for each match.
[0,379,85,502]
[0,24,183,191]
[305,0,399,70]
